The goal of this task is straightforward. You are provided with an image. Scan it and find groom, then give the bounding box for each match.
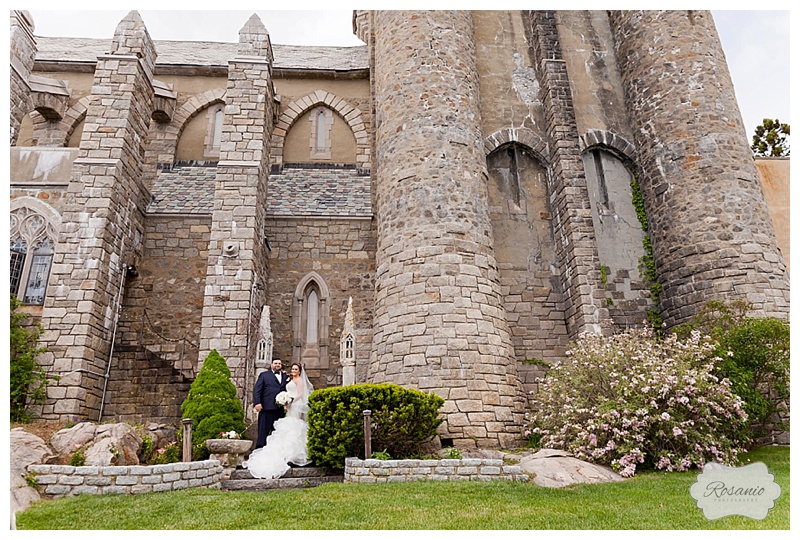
[253,358,289,449]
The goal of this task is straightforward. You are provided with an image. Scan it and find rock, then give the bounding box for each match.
[85,423,143,466]
[9,428,54,515]
[518,449,624,488]
[462,448,506,460]
[50,422,97,454]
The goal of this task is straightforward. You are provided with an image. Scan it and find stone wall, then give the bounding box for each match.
[265,216,376,387]
[10,10,36,146]
[609,10,789,325]
[755,158,790,273]
[369,9,525,449]
[117,214,210,370]
[344,457,528,483]
[37,11,158,420]
[27,460,222,497]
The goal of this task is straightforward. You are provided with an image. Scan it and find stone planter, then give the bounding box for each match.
[205,439,252,468]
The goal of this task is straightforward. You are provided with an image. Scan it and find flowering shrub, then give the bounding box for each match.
[527,327,748,477]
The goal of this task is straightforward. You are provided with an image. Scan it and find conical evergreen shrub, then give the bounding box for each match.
[181,349,246,459]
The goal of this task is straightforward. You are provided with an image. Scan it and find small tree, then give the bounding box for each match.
[10,295,50,422]
[180,349,246,459]
[751,118,790,157]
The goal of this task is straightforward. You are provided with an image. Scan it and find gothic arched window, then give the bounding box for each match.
[9,203,59,305]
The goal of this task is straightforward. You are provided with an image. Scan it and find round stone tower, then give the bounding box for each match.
[365,10,525,448]
[608,10,789,325]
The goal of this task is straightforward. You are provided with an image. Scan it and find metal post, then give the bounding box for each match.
[182,418,193,462]
[363,410,372,459]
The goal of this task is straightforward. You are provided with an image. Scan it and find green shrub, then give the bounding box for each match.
[180,349,246,460]
[10,295,51,422]
[307,383,444,469]
[150,442,181,465]
[69,448,86,467]
[674,300,790,444]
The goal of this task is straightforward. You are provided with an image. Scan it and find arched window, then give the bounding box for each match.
[292,272,330,371]
[305,288,319,344]
[202,103,225,159]
[309,106,333,160]
[9,203,59,305]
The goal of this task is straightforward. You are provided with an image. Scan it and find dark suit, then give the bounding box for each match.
[253,370,289,449]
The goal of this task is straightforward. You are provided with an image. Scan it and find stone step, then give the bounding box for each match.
[230,465,339,480]
[221,474,344,492]
[223,464,344,491]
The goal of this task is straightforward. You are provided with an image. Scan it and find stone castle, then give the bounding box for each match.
[10,10,789,449]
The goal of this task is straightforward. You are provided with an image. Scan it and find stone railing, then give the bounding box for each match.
[26,460,223,497]
[344,457,529,483]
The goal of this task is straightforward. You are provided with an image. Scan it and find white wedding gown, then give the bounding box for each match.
[244,379,310,479]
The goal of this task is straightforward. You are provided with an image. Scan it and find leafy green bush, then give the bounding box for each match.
[527,327,748,476]
[10,295,51,422]
[180,349,246,459]
[674,301,790,444]
[307,383,444,469]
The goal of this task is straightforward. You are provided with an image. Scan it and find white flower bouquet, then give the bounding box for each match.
[275,391,293,407]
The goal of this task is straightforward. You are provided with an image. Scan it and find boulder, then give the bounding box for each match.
[50,422,97,454]
[85,423,143,466]
[9,428,53,515]
[516,449,624,488]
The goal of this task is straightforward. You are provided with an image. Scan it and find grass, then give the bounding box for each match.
[16,446,789,530]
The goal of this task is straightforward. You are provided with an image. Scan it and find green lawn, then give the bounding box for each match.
[16,446,789,530]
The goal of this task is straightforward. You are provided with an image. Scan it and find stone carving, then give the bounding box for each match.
[256,305,273,375]
[340,297,356,385]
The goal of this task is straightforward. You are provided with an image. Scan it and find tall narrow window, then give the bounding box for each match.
[10,239,27,295]
[203,103,225,159]
[23,239,54,305]
[309,106,333,160]
[306,289,319,344]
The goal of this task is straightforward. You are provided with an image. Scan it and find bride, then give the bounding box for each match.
[244,362,314,479]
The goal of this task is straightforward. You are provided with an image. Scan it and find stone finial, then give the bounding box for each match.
[110,11,157,63]
[340,297,356,385]
[353,10,370,44]
[238,13,273,65]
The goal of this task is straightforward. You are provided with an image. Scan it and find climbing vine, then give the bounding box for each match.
[630,176,663,329]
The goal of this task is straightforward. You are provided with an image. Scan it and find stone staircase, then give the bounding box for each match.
[222,465,344,491]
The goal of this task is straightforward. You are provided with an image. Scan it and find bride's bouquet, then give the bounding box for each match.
[275,391,293,409]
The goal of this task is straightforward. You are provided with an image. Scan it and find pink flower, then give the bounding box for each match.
[673,427,683,436]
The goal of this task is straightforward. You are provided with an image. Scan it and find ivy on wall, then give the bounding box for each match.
[630,176,663,329]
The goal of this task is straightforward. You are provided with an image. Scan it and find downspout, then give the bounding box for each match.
[243,272,258,414]
[98,261,128,422]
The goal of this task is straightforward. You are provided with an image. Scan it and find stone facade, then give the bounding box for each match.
[10,10,789,448]
[608,11,789,326]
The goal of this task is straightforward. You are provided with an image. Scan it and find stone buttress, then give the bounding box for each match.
[38,11,156,419]
[363,10,525,448]
[198,14,274,398]
[608,10,789,325]
[522,11,613,337]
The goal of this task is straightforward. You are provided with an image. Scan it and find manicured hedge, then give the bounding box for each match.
[307,383,444,469]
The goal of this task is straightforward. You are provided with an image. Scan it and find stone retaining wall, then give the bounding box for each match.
[344,457,529,483]
[26,460,223,498]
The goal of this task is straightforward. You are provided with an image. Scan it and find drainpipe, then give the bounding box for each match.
[98,262,128,422]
